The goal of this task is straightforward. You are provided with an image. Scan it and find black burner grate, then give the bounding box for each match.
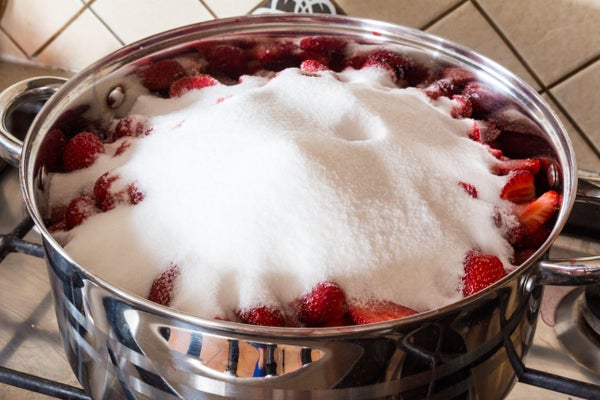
[0,213,90,399]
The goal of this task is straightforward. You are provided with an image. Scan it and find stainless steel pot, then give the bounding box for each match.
[1,14,600,400]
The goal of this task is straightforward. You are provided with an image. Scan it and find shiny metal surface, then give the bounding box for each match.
[1,14,600,399]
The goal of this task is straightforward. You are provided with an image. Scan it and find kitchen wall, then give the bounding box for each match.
[0,0,599,172]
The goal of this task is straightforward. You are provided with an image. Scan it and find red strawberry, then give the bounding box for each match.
[492,158,540,176]
[348,299,417,325]
[37,128,67,172]
[238,305,286,327]
[500,170,535,204]
[298,281,347,326]
[65,195,98,229]
[93,172,144,211]
[148,264,180,306]
[299,36,346,55]
[462,250,506,296]
[450,95,472,119]
[142,59,186,92]
[517,190,560,234]
[62,132,105,171]
[113,115,151,141]
[169,74,218,98]
[253,41,301,71]
[462,82,508,117]
[205,44,248,78]
[459,181,478,198]
[300,59,329,73]
[469,120,500,143]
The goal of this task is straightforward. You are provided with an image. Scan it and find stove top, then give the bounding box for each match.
[1,67,600,400]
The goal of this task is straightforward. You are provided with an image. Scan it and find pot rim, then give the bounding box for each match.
[19,14,577,337]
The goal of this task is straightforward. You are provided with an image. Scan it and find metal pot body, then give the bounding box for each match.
[2,14,598,400]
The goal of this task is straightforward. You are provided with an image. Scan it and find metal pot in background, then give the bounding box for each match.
[1,14,600,400]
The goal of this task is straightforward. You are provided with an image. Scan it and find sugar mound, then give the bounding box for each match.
[49,66,516,319]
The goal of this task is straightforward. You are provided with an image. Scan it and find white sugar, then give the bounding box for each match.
[49,66,516,319]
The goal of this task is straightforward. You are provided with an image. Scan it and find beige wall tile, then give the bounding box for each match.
[543,94,600,172]
[34,9,122,71]
[335,0,461,27]
[427,2,538,90]
[90,0,214,44]
[203,0,263,18]
[477,0,600,85]
[0,0,83,55]
[551,60,600,157]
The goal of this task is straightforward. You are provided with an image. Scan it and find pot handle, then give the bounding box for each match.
[0,76,67,167]
[536,170,600,286]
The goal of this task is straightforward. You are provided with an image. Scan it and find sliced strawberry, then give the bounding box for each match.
[65,195,98,229]
[113,115,151,141]
[148,263,180,306]
[459,181,478,198]
[169,74,218,98]
[348,299,417,325]
[450,95,472,119]
[501,170,535,204]
[253,41,301,71]
[300,59,329,73]
[62,132,105,171]
[462,250,506,296]
[38,128,67,172]
[517,190,560,234]
[238,305,286,327]
[299,36,347,55]
[142,60,186,92]
[470,120,500,144]
[492,157,540,176]
[298,281,347,326]
[462,82,508,117]
[93,172,144,211]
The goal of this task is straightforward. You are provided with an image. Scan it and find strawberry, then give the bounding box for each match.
[238,305,286,327]
[38,128,66,172]
[450,95,472,119]
[362,49,410,82]
[205,44,248,78]
[517,190,560,234]
[65,195,98,229]
[459,181,478,198]
[298,281,347,326]
[142,59,186,92]
[62,132,105,171]
[500,170,535,204]
[348,299,417,325]
[253,41,301,71]
[462,82,508,118]
[299,36,346,55]
[462,250,506,296]
[300,59,329,73]
[469,120,500,144]
[148,263,180,306]
[492,158,540,176]
[169,74,218,97]
[93,172,144,211]
[113,115,151,141]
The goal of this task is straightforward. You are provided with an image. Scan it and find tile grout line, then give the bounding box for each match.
[82,0,125,47]
[544,53,600,92]
[419,0,469,31]
[0,26,32,61]
[469,0,546,91]
[469,0,600,161]
[197,0,219,19]
[30,0,96,58]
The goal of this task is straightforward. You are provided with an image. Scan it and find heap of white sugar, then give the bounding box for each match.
[48,66,517,320]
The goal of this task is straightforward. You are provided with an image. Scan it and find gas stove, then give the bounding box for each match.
[2,137,600,400]
[1,57,600,399]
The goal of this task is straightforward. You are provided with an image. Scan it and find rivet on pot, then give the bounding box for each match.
[106,85,125,109]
